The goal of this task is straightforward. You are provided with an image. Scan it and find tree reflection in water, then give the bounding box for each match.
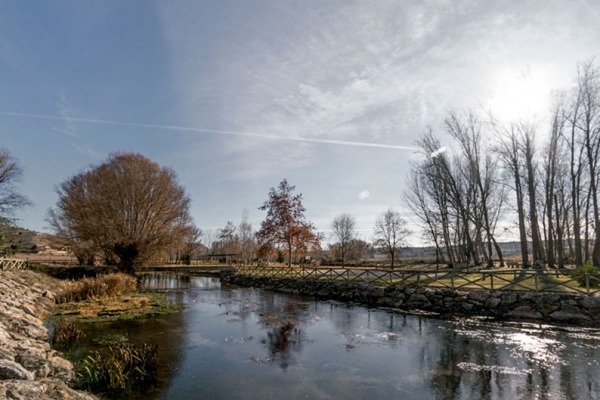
[257,297,308,370]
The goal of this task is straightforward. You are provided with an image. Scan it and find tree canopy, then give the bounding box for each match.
[49,152,191,272]
[256,179,322,266]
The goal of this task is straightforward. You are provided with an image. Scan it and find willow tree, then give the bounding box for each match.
[256,179,322,267]
[49,152,191,272]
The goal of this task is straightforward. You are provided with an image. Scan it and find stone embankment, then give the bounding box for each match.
[222,273,600,325]
[0,270,96,400]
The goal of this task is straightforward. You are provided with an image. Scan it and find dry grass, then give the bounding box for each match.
[56,273,137,303]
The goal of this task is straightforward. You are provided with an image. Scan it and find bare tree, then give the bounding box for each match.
[182,223,203,262]
[239,210,256,265]
[49,152,191,273]
[0,149,30,226]
[330,213,357,266]
[373,209,410,269]
[491,121,531,267]
[202,229,220,261]
[347,238,371,266]
[218,221,239,262]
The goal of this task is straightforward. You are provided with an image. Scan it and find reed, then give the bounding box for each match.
[56,273,137,303]
[79,341,158,394]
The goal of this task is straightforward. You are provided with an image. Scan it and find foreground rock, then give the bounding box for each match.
[222,273,600,326]
[0,270,96,400]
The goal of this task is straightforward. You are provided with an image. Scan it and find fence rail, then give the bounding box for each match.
[0,258,28,271]
[233,266,600,295]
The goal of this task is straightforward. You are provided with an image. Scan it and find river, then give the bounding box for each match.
[76,273,600,399]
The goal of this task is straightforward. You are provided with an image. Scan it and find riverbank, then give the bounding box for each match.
[0,270,96,399]
[222,272,600,326]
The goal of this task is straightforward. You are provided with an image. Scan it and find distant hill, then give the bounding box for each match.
[0,226,62,253]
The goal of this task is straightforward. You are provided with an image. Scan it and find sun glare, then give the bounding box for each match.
[487,67,551,123]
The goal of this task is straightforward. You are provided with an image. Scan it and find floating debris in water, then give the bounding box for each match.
[457,362,531,376]
[375,332,401,341]
[225,336,254,343]
[248,355,273,364]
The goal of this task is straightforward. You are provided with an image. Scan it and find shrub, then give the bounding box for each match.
[181,253,191,265]
[79,341,158,394]
[57,273,137,303]
[51,318,85,348]
[572,262,600,288]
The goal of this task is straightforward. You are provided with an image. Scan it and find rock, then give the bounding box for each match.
[0,271,94,398]
[504,306,543,320]
[549,310,590,324]
[468,290,489,303]
[500,292,518,306]
[42,290,55,301]
[581,296,600,310]
[0,379,98,400]
[0,359,35,380]
[405,294,431,309]
[485,297,502,309]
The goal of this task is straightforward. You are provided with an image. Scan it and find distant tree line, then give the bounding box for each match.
[404,59,600,268]
[5,59,600,271]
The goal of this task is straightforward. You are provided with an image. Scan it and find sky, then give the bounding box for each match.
[1,0,599,246]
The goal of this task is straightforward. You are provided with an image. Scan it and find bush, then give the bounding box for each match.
[57,273,137,303]
[51,318,85,349]
[572,262,600,288]
[79,341,158,394]
[181,253,191,265]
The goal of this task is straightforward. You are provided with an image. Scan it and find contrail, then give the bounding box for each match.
[0,111,418,151]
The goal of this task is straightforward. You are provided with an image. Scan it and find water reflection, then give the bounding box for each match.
[77,273,600,399]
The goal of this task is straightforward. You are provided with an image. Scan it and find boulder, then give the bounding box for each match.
[0,359,35,380]
[504,306,543,320]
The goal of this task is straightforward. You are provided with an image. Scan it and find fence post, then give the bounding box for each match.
[490,273,494,292]
[586,273,590,295]
[534,273,539,292]
[417,272,421,285]
[451,271,454,290]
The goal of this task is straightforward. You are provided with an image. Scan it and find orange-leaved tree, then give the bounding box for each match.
[256,179,322,267]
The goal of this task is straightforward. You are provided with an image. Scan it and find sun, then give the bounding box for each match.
[487,66,551,123]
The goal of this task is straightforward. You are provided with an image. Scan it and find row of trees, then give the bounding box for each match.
[0,146,410,271]
[404,59,600,268]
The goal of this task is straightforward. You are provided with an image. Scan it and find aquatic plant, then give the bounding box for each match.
[50,318,85,348]
[79,341,158,394]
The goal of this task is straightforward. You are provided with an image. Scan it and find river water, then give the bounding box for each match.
[77,273,600,399]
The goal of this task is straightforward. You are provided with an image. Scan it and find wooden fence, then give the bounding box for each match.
[0,258,28,271]
[233,266,600,295]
